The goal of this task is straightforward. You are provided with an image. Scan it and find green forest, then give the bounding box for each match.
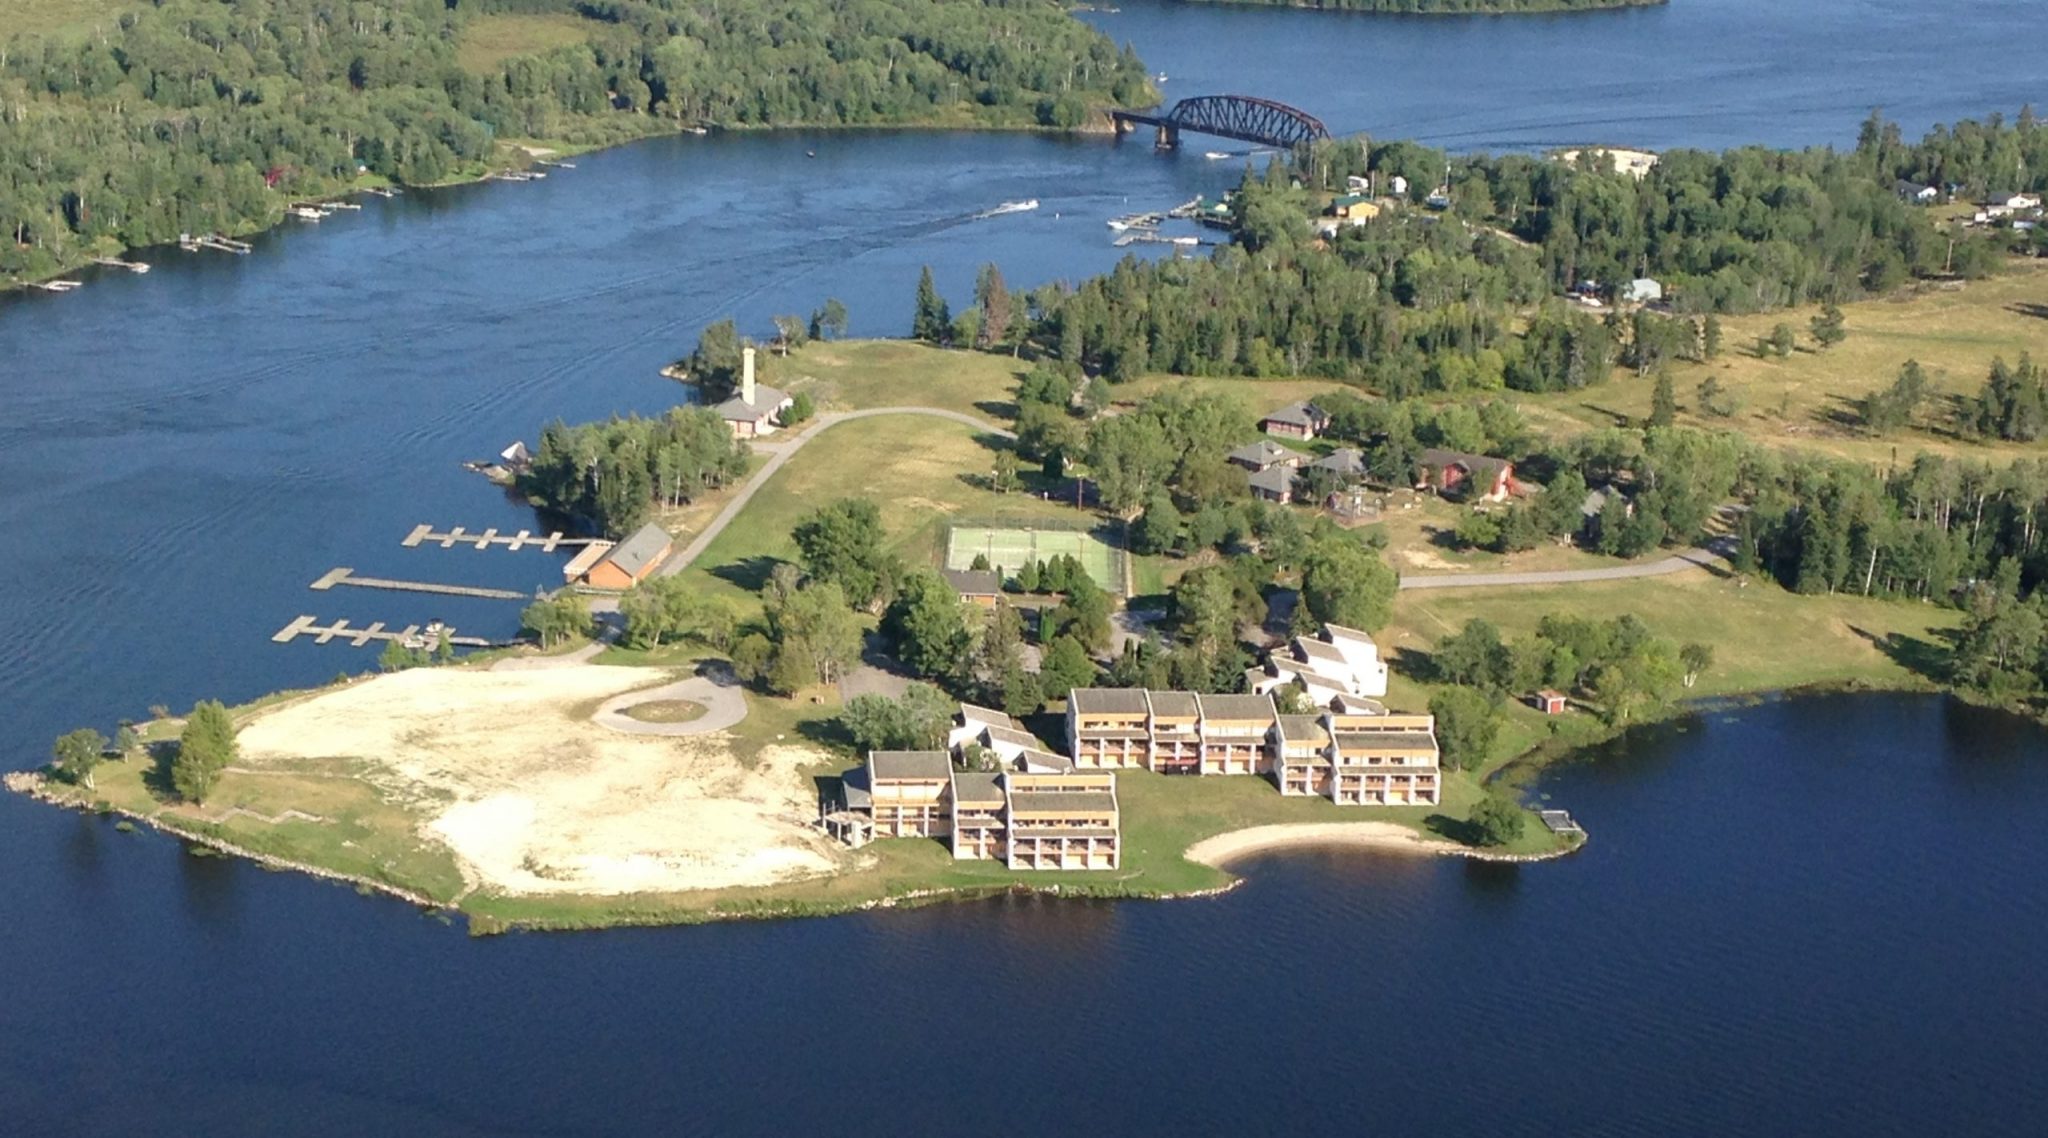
[1029,113,2048,393]
[0,0,1152,279]
[1178,0,1660,12]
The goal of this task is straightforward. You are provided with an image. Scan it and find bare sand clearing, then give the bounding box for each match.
[236,666,845,896]
[1184,822,1456,867]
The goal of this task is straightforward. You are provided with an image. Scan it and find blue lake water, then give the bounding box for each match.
[2,2,2045,1132]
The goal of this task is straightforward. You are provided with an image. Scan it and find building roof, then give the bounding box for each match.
[1417,448,1510,478]
[1321,624,1376,648]
[1312,447,1367,477]
[1262,401,1324,428]
[950,771,1005,805]
[1015,749,1076,773]
[1331,730,1439,754]
[714,384,790,423]
[1247,465,1295,497]
[1293,637,1348,666]
[1276,714,1330,744]
[982,725,1043,753]
[1145,690,1200,719]
[1069,688,1151,715]
[1007,791,1120,817]
[1330,694,1386,716]
[838,768,871,811]
[868,750,953,781]
[939,568,1002,596]
[1227,439,1307,469]
[958,703,1022,732]
[1198,693,1278,723]
[592,523,672,579]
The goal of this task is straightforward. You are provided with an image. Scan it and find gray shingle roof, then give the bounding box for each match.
[1228,440,1308,470]
[1247,465,1295,497]
[1145,690,1200,719]
[1417,448,1510,477]
[1069,688,1151,715]
[950,771,1005,805]
[1261,401,1324,428]
[1198,693,1278,723]
[868,750,953,781]
[940,568,1002,596]
[1312,447,1367,477]
[595,523,673,578]
[715,385,789,422]
[1276,714,1330,743]
[1007,791,1119,817]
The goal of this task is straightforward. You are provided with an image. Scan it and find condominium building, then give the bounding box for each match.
[868,750,955,838]
[1196,693,1279,775]
[1327,711,1440,806]
[1066,688,1151,768]
[1002,771,1121,871]
[949,771,1007,860]
[1143,690,1201,774]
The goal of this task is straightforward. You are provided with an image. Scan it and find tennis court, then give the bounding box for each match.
[945,525,1124,595]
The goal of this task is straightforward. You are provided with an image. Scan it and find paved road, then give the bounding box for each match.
[659,407,1015,575]
[1398,540,1732,591]
[591,670,750,737]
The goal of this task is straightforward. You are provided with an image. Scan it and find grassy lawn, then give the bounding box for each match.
[455,12,601,74]
[774,339,1028,419]
[620,699,707,724]
[0,1,136,40]
[679,413,1082,615]
[1379,567,1962,778]
[43,746,468,904]
[1522,261,2048,464]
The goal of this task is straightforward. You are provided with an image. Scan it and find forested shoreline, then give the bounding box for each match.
[0,0,1152,282]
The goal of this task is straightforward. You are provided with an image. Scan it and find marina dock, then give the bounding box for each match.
[271,615,496,649]
[402,524,600,552]
[310,567,530,601]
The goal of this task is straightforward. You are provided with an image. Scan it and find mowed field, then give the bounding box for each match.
[946,525,1123,593]
[0,0,135,40]
[1523,261,2048,464]
[456,12,601,74]
[678,414,1082,613]
[775,338,1030,418]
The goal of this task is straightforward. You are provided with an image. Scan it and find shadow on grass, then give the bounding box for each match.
[140,740,180,802]
[1423,813,1482,845]
[973,399,1018,423]
[710,554,782,593]
[2006,302,2048,322]
[798,716,856,754]
[1849,623,1956,683]
[1390,646,1436,683]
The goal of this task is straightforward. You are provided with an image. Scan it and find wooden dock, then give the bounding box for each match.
[402,524,600,552]
[310,567,529,601]
[271,615,495,649]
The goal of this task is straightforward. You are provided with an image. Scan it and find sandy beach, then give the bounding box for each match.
[1184,822,1460,867]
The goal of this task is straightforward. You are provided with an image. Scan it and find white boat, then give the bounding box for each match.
[1155,73,1168,83]
[1204,151,1232,161]
[687,126,709,136]
[1170,236,1200,246]
[1107,219,1129,231]
[988,199,1039,215]
[289,206,324,221]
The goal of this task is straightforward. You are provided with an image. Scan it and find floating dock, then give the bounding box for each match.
[195,234,252,254]
[92,257,150,273]
[271,615,495,649]
[1539,810,1586,837]
[310,567,529,601]
[402,524,600,552]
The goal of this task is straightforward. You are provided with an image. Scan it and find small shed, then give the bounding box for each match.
[1531,690,1569,716]
[1622,278,1663,305]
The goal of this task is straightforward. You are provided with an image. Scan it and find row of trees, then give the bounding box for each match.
[49,701,239,805]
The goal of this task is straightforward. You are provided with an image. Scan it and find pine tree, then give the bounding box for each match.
[912,266,950,343]
[1649,370,1678,428]
[1810,302,1848,351]
[1702,313,1723,359]
[173,700,238,804]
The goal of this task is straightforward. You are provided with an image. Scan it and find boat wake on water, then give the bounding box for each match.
[974,199,1040,219]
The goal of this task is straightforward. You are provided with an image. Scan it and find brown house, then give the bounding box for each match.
[1416,448,1517,503]
[940,568,1003,608]
[566,522,673,590]
[1227,439,1309,473]
[1247,464,1296,504]
[1260,401,1330,440]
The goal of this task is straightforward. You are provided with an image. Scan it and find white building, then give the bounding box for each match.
[1248,623,1391,706]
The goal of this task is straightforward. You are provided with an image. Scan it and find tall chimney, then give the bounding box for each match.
[742,347,757,404]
